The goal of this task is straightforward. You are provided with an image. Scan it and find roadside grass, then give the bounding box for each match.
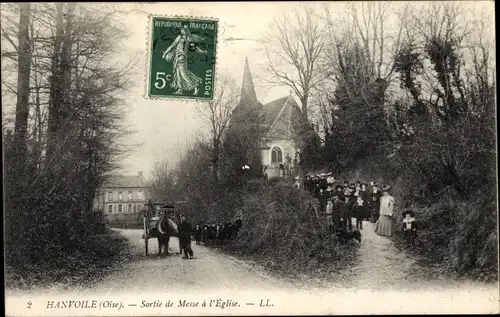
[5,229,133,290]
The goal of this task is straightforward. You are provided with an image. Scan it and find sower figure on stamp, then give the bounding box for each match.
[179,215,194,259]
[162,25,207,95]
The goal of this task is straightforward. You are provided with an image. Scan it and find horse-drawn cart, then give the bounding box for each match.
[141,201,183,256]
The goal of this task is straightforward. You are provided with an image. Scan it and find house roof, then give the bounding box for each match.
[102,175,148,188]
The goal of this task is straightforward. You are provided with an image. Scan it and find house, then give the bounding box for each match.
[231,58,310,179]
[95,171,151,218]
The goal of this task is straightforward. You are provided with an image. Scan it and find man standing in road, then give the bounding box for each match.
[234,216,243,237]
[179,215,194,259]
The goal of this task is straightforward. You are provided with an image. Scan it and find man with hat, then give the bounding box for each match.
[326,173,335,187]
[294,176,301,189]
[331,192,344,233]
[325,198,335,233]
[304,174,312,192]
[369,182,382,223]
[178,215,194,259]
[344,184,356,231]
[319,173,328,192]
[335,184,345,202]
[318,188,328,212]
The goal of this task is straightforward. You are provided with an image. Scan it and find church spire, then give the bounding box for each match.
[240,57,258,105]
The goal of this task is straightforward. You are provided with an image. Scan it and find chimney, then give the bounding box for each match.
[138,171,143,178]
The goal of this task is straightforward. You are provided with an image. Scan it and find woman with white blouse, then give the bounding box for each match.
[375,185,395,237]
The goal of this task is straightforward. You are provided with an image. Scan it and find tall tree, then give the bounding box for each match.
[196,75,239,183]
[263,5,326,120]
[13,3,31,164]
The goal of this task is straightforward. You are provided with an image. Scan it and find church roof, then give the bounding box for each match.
[261,96,290,126]
[240,57,258,106]
[232,59,309,139]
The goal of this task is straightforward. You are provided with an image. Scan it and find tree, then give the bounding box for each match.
[12,3,31,166]
[263,5,326,120]
[2,3,135,270]
[150,159,176,202]
[196,75,239,183]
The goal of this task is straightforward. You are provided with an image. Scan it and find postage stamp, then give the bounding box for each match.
[147,16,218,101]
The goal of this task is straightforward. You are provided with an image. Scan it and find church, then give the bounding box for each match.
[230,58,311,179]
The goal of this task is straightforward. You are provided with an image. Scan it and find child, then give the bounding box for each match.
[194,224,202,245]
[325,199,335,233]
[402,210,418,248]
[352,195,367,229]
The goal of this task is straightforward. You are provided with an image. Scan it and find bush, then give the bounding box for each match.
[222,180,358,278]
[392,190,498,282]
[5,230,132,290]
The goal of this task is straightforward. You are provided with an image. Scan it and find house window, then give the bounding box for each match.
[107,192,114,201]
[118,204,123,213]
[118,191,123,201]
[128,204,132,213]
[107,204,113,213]
[128,191,133,200]
[137,190,143,200]
[271,146,283,163]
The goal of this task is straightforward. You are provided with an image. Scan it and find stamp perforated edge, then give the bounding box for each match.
[143,14,220,103]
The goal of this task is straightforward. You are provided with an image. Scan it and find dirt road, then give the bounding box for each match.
[81,229,294,295]
[5,226,499,315]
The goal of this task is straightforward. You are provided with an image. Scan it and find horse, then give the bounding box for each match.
[149,215,179,256]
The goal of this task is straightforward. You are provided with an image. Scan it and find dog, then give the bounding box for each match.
[336,229,362,244]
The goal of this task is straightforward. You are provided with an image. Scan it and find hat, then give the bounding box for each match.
[371,181,379,187]
[382,185,391,192]
[335,185,343,190]
[349,183,355,189]
[402,210,415,217]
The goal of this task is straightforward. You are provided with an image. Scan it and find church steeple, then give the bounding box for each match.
[240,57,258,105]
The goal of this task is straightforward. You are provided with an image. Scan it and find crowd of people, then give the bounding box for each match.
[303,173,408,241]
[163,173,417,260]
[193,216,243,247]
[156,215,243,259]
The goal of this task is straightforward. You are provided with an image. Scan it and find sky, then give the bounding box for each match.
[113,1,496,179]
[115,2,323,179]
[1,1,494,180]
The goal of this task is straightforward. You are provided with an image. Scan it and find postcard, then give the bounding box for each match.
[2,1,498,316]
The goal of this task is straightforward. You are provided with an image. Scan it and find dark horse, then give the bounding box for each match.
[149,215,178,256]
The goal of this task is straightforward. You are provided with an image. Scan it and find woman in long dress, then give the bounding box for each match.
[162,25,207,95]
[375,185,395,237]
